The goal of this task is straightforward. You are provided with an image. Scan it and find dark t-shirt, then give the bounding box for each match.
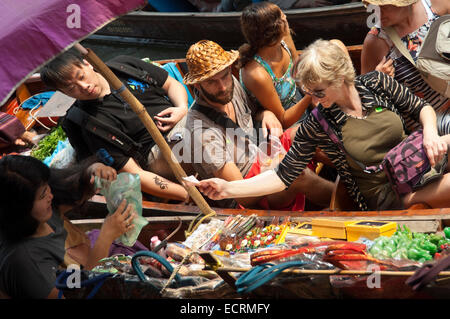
[0,210,67,298]
[63,56,173,170]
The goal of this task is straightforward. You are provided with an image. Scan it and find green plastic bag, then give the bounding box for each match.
[95,173,148,246]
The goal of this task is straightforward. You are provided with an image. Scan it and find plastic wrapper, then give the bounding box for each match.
[95,173,148,246]
[47,139,76,169]
[283,234,321,247]
[59,270,217,299]
[92,255,133,275]
[166,243,205,264]
[370,226,450,262]
[249,135,287,173]
[215,252,252,269]
[270,253,336,270]
[183,218,224,250]
[162,278,240,299]
[169,263,218,279]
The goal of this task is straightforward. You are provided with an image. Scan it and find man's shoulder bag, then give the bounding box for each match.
[190,103,258,145]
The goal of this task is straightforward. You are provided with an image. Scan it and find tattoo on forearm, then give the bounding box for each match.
[154,176,168,190]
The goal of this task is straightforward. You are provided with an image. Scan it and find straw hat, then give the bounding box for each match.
[363,0,418,6]
[183,40,239,85]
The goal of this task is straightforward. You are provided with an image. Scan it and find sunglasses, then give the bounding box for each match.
[301,84,326,99]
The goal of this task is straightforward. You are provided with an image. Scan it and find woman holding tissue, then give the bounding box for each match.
[0,155,138,299]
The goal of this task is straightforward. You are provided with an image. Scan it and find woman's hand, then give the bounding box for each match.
[154,107,187,132]
[100,199,136,242]
[423,131,448,167]
[197,178,231,201]
[14,131,37,146]
[88,162,117,184]
[375,56,395,78]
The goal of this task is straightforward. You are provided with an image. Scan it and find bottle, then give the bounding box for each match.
[151,236,166,258]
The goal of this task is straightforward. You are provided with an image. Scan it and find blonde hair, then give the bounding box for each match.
[294,39,355,89]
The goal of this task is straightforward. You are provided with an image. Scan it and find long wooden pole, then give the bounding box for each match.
[214,267,450,277]
[73,44,215,216]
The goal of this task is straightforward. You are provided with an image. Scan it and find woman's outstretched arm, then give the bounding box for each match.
[196,169,286,201]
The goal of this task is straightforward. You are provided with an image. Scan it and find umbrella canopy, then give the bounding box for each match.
[0,0,146,106]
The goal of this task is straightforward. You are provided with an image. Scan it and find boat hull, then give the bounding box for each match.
[92,3,370,50]
[76,195,450,236]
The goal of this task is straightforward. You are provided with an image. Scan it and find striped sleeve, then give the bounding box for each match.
[392,56,449,132]
[371,71,426,123]
[275,112,369,211]
[275,118,319,187]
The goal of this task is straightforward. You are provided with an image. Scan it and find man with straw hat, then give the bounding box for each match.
[183,40,335,210]
[361,0,449,134]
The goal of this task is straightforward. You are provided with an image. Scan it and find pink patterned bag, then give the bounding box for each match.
[312,108,447,197]
[374,130,447,195]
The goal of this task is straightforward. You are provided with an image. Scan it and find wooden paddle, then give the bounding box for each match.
[74,44,215,216]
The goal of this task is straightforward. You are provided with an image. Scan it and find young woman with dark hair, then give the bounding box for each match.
[238,1,312,130]
[0,156,50,243]
[0,155,136,299]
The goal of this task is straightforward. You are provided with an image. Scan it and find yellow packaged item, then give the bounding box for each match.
[287,222,313,236]
[311,219,358,239]
[274,224,290,244]
[346,221,397,241]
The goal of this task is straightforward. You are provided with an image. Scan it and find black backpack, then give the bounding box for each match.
[62,56,163,167]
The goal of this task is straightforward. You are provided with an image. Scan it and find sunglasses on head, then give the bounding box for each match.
[301,84,326,99]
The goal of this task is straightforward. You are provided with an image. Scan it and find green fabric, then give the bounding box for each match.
[341,109,407,210]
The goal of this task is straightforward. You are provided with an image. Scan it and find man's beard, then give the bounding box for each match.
[199,79,234,105]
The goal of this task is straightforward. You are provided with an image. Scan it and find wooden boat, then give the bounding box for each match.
[76,194,450,236]
[0,45,363,134]
[4,46,450,301]
[64,200,450,300]
[4,45,450,235]
[90,2,370,50]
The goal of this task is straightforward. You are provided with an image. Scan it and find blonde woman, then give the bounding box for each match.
[194,39,450,211]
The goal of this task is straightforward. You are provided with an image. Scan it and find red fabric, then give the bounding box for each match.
[242,128,316,212]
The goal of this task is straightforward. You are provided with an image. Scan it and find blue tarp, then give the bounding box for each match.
[161,62,194,107]
[20,91,55,110]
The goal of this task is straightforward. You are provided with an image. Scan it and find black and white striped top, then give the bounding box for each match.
[391,56,449,133]
[275,71,427,211]
[369,0,449,133]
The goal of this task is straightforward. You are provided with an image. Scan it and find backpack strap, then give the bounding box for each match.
[65,106,147,167]
[105,59,162,108]
[383,26,417,66]
[106,60,159,86]
[311,107,382,173]
[191,103,257,145]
